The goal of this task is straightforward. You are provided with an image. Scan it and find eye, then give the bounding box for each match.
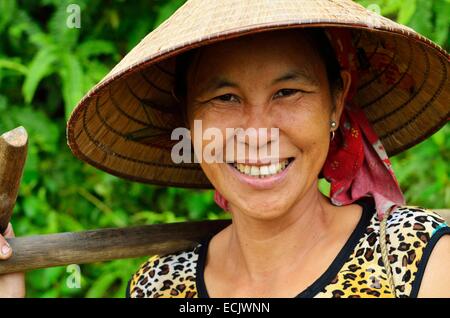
[214,94,239,103]
[273,89,300,99]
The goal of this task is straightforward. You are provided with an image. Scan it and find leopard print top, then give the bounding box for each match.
[126,197,449,298]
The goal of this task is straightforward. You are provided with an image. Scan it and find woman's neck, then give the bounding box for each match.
[220,185,336,283]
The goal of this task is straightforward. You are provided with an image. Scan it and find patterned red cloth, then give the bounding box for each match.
[214,28,405,221]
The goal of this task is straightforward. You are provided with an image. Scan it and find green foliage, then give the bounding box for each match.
[0,0,448,298]
[391,125,450,208]
[357,0,450,48]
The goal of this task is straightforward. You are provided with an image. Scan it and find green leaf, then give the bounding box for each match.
[0,59,28,75]
[8,106,60,153]
[39,288,60,298]
[0,0,16,33]
[48,0,81,48]
[125,18,154,50]
[26,266,66,295]
[56,214,84,232]
[153,0,187,28]
[85,273,118,298]
[22,48,58,103]
[432,0,450,46]
[23,196,41,218]
[408,0,433,38]
[58,54,84,119]
[319,179,331,196]
[9,10,45,48]
[76,40,117,60]
[431,129,445,147]
[397,0,416,25]
[380,0,402,16]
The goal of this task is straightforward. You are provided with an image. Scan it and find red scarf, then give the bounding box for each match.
[214,28,405,221]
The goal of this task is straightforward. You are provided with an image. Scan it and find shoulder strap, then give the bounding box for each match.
[380,205,450,298]
[379,205,397,297]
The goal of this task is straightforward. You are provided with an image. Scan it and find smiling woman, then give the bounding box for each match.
[178,28,351,220]
[64,0,449,298]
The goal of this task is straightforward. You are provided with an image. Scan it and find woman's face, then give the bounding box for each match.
[185,29,350,220]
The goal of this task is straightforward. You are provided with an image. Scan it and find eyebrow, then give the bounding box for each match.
[271,70,319,86]
[201,69,319,95]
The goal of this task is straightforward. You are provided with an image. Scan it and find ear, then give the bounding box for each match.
[331,70,352,128]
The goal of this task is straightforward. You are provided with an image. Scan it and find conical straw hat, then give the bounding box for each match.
[66,0,450,188]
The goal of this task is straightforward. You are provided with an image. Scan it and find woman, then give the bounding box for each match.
[0,0,448,298]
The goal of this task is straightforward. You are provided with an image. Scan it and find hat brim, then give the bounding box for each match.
[66,0,450,188]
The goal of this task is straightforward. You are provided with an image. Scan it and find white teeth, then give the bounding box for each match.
[269,164,277,174]
[232,159,291,178]
[250,166,259,176]
[260,166,269,176]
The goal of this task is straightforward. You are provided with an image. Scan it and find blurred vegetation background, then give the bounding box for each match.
[0,0,448,297]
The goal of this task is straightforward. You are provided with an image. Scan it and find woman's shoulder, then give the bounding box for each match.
[385,205,449,297]
[126,243,202,298]
[317,203,449,298]
[387,204,449,239]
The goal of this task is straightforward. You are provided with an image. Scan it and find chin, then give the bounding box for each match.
[233,195,294,221]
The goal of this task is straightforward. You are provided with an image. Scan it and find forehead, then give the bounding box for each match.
[186,29,325,83]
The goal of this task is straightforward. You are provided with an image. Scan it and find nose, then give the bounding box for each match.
[233,103,280,161]
[241,102,277,141]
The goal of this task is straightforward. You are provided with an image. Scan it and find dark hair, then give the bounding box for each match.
[307,28,344,94]
[173,28,343,108]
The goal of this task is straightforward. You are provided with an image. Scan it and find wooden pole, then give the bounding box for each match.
[0,219,231,274]
[0,126,28,234]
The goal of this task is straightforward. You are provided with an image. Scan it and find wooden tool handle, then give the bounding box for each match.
[0,126,28,234]
[0,219,231,274]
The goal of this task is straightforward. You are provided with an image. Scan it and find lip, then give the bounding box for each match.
[233,158,290,166]
[226,159,294,190]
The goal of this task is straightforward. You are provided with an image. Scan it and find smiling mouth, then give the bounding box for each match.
[228,158,295,178]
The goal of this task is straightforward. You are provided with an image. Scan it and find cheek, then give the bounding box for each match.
[275,95,331,154]
[189,105,242,157]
